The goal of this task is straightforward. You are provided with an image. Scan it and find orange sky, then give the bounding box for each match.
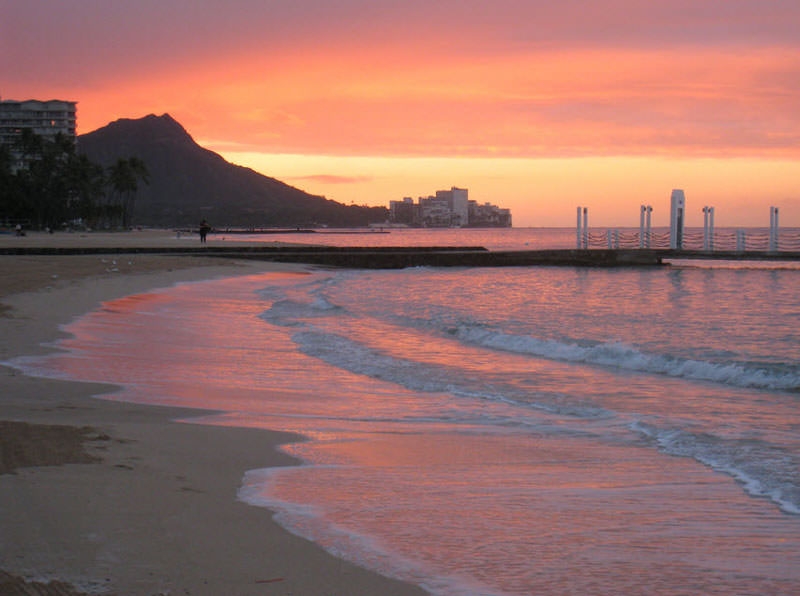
[3,1,799,226]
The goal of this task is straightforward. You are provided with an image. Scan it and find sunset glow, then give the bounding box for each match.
[3,1,799,226]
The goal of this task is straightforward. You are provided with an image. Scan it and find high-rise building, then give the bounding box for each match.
[388,187,511,228]
[0,98,77,148]
[389,197,417,225]
[0,98,77,172]
[435,187,469,227]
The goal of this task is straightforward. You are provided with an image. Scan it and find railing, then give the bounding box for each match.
[581,228,800,252]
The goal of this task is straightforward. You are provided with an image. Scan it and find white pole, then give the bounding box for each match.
[640,205,646,248]
[583,207,589,249]
[709,207,715,251]
[769,206,780,252]
[645,206,652,248]
[769,206,775,250]
[576,206,582,249]
[736,230,746,252]
[703,206,709,251]
[670,189,686,250]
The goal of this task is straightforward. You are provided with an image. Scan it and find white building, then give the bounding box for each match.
[0,98,77,148]
[388,186,511,228]
[435,187,469,227]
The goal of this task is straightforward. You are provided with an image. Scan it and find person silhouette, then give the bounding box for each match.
[199,219,211,243]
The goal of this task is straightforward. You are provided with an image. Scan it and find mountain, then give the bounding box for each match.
[78,114,388,228]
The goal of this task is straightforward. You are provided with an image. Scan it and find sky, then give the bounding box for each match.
[3,0,799,227]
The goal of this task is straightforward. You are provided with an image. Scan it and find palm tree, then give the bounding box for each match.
[107,157,149,228]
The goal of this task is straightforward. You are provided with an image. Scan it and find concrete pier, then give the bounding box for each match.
[0,245,668,268]
[2,240,798,269]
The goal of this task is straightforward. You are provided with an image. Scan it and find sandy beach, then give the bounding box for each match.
[0,231,427,595]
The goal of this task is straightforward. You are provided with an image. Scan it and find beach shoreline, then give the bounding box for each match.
[0,246,427,594]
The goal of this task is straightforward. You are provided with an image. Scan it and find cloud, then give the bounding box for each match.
[289,174,374,185]
[4,1,800,159]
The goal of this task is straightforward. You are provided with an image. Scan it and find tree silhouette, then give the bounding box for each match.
[107,157,149,228]
[0,130,139,230]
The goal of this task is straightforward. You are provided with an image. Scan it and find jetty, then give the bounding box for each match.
[2,192,798,268]
[2,242,799,269]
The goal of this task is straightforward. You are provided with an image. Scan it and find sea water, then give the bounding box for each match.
[10,230,800,595]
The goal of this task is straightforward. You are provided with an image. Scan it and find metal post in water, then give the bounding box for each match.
[708,207,715,251]
[576,206,583,249]
[769,206,780,252]
[736,229,746,252]
[645,205,652,248]
[583,207,589,249]
[703,206,710,251]
[607,229,613,249]
[670,189,686,250]
[640,205,646,248]
[769,207,774,250]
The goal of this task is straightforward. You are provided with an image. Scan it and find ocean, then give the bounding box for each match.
[12,228,800,595]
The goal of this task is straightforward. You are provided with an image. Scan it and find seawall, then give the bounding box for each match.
[0,245,664,267]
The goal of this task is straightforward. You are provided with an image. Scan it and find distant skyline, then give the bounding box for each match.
[3,1,799,226]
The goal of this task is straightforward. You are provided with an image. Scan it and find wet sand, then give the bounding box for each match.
[0,234,427,595]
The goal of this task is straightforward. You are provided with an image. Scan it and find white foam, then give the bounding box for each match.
[454,325,800,392]
[631,421,800,515]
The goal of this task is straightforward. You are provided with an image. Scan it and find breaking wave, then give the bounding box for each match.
[450,324,800,392]
[632,421,800,515]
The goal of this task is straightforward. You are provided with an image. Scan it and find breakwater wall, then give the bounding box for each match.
[0,245,664,267]
[4,245,799,268]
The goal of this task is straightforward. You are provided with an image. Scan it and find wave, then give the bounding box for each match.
[257,273,800,518]
[632,421,800,515]
[258,276,799,395]
[450,324,800,392]
[291,329,614,421]
[260,297,343,327]
[294,329,461,394]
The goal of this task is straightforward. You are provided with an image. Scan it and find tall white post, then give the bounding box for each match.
[769,206,780,252]
[576,206,582,249]
[769,206,774,250]
[703,206,710,251]
[640,205,646,249]
[670,189,686,250]
[583,207,588,249]
[708,207,715,251]
[639,205,653,249]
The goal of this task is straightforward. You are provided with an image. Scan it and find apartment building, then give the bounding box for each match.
[389,187,511,228]
[0,98,77,148]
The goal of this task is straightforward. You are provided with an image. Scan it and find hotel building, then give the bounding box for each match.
[0,99,77,170]
[390,187,511,228]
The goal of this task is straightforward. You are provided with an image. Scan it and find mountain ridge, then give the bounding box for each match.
[78,114,387,228]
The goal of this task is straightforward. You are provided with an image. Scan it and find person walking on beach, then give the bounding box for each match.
[199,219,211,243]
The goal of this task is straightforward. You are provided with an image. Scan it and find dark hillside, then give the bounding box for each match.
[78,114,387,228]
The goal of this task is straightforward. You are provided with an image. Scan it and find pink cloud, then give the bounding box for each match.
[4,1,800,158]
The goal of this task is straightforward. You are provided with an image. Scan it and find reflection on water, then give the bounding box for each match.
[12,263,800,595]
